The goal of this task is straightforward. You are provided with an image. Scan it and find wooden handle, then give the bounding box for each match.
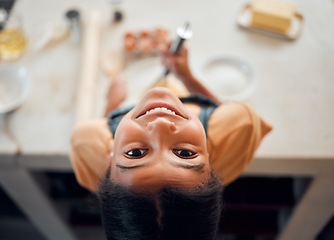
[75,10,101,123]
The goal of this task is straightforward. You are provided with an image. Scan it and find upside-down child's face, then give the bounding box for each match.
[110,87,210,193]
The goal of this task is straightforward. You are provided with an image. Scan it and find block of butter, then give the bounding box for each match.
[251,0,296,33]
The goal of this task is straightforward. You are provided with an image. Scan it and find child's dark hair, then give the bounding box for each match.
[98,171,223,240]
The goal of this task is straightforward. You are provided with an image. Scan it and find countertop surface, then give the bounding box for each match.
[1,0,334,159]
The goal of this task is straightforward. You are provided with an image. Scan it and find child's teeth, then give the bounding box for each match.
[145,107,176,115]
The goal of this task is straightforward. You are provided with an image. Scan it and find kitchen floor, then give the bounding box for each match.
[2,171,332,240]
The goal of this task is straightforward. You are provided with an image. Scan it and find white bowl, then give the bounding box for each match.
[0,65,32,114]
[202,57,256,102]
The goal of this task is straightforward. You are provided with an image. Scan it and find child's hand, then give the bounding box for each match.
[104,76,127,116]
[158,41,193,82]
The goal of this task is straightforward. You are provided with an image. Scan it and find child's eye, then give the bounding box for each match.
[125,149,148,158]
[173,149,197,158]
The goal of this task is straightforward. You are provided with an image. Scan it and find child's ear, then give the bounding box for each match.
[108,152,113,162]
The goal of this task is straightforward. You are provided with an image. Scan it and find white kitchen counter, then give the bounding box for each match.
[0,0,333,239]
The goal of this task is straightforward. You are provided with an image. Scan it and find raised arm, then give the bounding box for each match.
[104,75,127,117]
[159,43,222,104]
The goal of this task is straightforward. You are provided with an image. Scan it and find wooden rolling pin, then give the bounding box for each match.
[75,10,101,123]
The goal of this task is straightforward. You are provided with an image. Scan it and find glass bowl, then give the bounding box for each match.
[202,57,256,102]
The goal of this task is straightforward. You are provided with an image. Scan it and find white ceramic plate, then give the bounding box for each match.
[202,57,256,102]
[0,65,32,114]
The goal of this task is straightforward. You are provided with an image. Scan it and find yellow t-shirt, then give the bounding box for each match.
[70,101,272,192]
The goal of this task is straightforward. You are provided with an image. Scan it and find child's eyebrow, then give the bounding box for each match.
[116,163,206,170]
[116,164,146,170]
